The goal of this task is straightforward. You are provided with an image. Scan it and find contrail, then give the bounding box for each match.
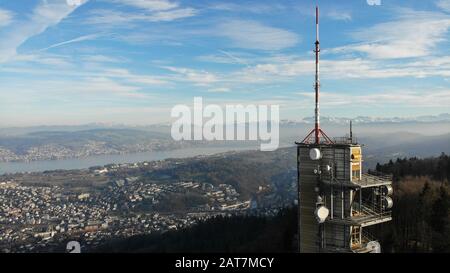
[37,33,101,52]
[218,49,249,67]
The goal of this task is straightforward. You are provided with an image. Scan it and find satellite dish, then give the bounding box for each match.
[382,196,393,209]
[366,241,381,253]
[309,148,321,160]
[382,185,393,196]
[315,205,329,223]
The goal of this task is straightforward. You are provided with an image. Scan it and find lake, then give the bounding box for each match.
[0,145,258,174]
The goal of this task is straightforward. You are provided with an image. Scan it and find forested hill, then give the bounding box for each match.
[374,152,450,182]
[374,153,449,253]
[92,207,297,253]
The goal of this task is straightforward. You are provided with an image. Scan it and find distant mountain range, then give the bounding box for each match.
[1,113,449,136]
[285,113,450,125]
[0,113,448,165]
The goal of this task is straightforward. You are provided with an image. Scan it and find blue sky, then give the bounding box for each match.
[0,0,449,126]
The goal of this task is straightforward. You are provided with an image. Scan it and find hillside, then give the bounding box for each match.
[0,129,187,162]
[91,206,298,253]
[373,154,450,252]
[92,154,449,253]
[141,149,296,199]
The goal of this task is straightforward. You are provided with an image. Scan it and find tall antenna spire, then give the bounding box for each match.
[314,5,320,144]
[299,6,333,145]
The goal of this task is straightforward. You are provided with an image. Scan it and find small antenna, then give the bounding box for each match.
[349,120,353,142]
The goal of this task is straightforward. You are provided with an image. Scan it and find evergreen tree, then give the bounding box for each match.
[430,186,449,233]
[429,186,450,252]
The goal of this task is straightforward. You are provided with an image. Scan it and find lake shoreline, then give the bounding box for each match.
[0,145,261,175]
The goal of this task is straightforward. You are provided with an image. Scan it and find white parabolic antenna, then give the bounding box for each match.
[383,196,393,209]
[309,148,321,160]
[383,184,393,196]
[367,241,381,253]
[315,205,329,223]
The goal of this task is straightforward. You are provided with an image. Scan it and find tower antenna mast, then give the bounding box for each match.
[314,6,320,144]
[299,6,333,145]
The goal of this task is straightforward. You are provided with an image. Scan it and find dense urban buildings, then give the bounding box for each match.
[0,153,296,253]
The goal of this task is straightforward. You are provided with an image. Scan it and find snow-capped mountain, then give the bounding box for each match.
[287,113,450,125]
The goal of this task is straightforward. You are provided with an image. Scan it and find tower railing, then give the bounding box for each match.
[356,173,392,187]
[352,199,392,221]
[367,170,393,180]
[332,136,358,145]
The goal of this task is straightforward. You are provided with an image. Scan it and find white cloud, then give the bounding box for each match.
[209,3,285,14]
[207,87,230,93]
[326,10,352,21]
[12,53,74,67]
[197,54,242,65]
[1,58,168,87]
[335,9,450,59]
[147,8,197,22]
[0,0,88,63]
[86,7,196,25]
[217,50,250,66]
[296,89,450,108]
[216,20,299,51]
[114,0,178,11]
[0,8,13,27]
[55,77,149,98]
[241,51,450,80]
[295,5,352,21]
[163,66,220,86]
[0,76,149,101]
[81,54,124,63]
[161,54,449,87]
[87,0,196,25]
[230,55,450,83]
[197,51,255,65]
[103,68,168,85]
[436,0,450,12]
[86,9,135,25]
[80,77,141,97]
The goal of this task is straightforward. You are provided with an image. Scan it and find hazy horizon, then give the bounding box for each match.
[1,0,450,127]
[1,112,450,129]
